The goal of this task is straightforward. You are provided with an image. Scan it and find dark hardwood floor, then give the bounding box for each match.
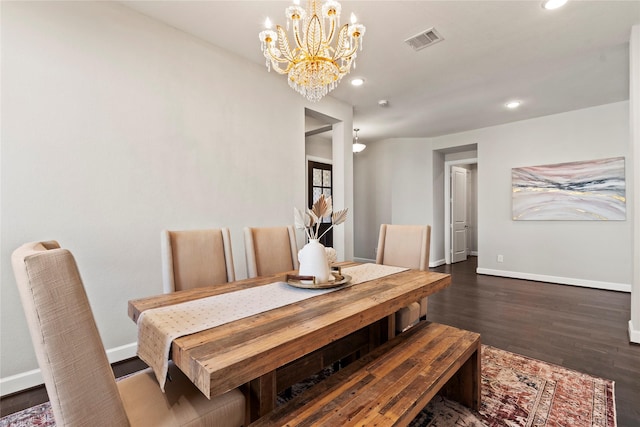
[2,257,639,425]
[429,257,640,426]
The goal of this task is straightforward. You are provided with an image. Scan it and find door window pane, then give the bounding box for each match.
[313,169,323,186]
[323,170,331,187]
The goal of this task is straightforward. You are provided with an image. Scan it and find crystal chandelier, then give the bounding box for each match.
[259,0,366,102]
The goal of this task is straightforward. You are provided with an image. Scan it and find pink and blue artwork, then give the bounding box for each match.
[512,157,626,221]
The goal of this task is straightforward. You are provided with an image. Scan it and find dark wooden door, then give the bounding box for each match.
[308,160,333,247]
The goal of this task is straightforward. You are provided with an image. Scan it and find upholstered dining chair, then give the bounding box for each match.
[161,228,235,293]
[11,241,245,427]
[243,226,299,278]
[376,224,432,331]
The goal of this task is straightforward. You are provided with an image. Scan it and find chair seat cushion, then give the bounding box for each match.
[118,363,245,427]
[395,302,420,333]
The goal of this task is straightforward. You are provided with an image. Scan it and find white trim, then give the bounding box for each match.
[470,251,479,256]
[477,268,631,292]
[444,158,478,265]
[0,342,138,397]
[629,320,640,343]
[429,258,446,268]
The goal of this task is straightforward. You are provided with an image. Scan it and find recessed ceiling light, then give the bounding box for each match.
[542,0,568,10]
[351,77,365,87]
[505,100,521,109]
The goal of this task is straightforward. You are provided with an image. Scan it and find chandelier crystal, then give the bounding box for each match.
[259,0,366,102]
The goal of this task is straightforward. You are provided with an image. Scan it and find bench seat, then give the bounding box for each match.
[250,322,481,427]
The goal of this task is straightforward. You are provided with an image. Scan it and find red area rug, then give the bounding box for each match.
[0,345,615,426]
[413,345,616,427]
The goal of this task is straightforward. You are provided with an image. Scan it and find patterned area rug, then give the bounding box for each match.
[0,345,615,427]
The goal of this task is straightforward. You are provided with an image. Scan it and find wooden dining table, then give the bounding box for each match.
[128,262,451,421]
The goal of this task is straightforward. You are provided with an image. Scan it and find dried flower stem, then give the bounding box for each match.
[293,195,348,241]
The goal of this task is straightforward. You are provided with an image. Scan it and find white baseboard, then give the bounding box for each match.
[629,320,640,344]
[0,342,137,397]
[470,251,479,256]
[106,342,138,364]
[476,268,631,293]
[0,368,42,398]
[430,259,446,268]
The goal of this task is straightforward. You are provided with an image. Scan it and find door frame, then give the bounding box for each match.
[444,158,477,265]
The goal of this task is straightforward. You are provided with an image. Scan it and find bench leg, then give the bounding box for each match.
[439,344,481,410]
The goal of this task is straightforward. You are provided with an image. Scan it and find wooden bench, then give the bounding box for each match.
[250,322,480,427]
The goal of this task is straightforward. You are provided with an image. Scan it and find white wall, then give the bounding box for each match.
[305,135,332,161]
[472,102,631,290]
[354,102,632,292]
[1,1,353,394]
[353,140,394,260]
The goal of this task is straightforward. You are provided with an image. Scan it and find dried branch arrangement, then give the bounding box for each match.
[294,194,348,241]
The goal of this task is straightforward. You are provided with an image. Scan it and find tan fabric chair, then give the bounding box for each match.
[376,224,432,331]
[11,241,245,427]
[161,228,235,293]
[244,226,299,278]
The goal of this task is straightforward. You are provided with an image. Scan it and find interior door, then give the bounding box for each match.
[308,160,333,247]
[451,166,468,263]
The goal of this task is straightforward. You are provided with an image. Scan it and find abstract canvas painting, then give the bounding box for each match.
[512,157,626,220]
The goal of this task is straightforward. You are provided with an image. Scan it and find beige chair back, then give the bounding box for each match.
[376,224,432,322]
[244,226,299,278]
[161,228,235,293]
[11,241,131,426]
[376,224,431,271]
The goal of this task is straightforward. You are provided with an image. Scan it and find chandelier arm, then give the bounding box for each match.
[293,24,305,53]
[270,63,290,75]
[265,55,293,74]
[263,46,297,74]
[342,40,361,59]
[325,18,336,46]
[265,53,289,64]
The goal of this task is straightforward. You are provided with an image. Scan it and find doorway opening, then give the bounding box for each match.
[305,109,339,247]
[444,157,478,265]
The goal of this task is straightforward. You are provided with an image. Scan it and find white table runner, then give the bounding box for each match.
[137,263,408,390]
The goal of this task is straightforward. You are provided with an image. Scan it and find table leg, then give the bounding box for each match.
[248,371,277,422]
[387,313,396,340]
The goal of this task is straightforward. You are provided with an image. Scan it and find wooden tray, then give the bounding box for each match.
[286,273,351,289]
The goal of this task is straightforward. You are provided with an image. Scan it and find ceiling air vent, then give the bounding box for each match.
[404,28,443,51]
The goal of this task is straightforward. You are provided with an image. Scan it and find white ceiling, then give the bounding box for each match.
[120,1,640,143]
